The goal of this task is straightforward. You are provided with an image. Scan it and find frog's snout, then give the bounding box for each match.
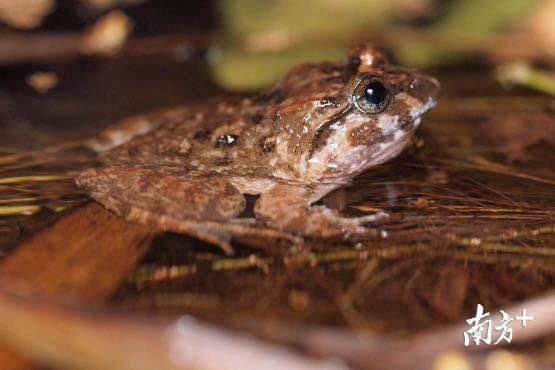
[406,74,440,117]
[420,74,441,101]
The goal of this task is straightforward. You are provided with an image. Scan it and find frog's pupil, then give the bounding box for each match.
[364,81,387,105]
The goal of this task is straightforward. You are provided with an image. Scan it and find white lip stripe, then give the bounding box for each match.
[410,97,437,119]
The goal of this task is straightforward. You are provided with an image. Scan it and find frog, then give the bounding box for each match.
[76,42,440,253]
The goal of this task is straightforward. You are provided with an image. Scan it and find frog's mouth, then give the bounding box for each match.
[410,97,437,124]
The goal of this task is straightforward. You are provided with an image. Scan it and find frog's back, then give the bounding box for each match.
[95,101,226,162]
[94,98,279,181]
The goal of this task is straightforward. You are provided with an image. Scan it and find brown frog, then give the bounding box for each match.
[76,43,439,252]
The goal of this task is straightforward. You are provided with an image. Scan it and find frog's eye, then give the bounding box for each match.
[353,79,390,114]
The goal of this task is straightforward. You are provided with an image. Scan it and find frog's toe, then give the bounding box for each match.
[336,219,380,240]
[350,210,389,224]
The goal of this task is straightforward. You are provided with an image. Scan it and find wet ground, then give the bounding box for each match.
[0,43,553,368]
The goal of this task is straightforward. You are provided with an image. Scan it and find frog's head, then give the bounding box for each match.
[270,43,439,184]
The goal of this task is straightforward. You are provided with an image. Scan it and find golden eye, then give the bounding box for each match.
[353,78,390,114]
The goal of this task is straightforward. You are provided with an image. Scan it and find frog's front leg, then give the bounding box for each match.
[254,184,387,239]
[76,166,246,252]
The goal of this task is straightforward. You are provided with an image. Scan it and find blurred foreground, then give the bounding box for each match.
[0,1,553,369]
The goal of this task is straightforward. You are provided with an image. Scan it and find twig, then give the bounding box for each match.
[0,32,211,65]
[436,157,555,185]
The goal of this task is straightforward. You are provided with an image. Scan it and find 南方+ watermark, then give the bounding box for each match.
[464,304,533,346]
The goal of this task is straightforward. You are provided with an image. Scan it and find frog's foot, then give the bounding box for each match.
[254,184,387,240]
[168,219,304,252]
[75,166,246,254]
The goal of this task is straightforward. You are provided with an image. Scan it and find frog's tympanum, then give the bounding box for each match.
[76,43,439,250]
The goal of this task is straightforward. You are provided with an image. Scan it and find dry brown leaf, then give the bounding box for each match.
[0,0,54,29]
[79,10,133,56]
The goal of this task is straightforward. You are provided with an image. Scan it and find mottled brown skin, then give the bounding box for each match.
[76,43,439,248]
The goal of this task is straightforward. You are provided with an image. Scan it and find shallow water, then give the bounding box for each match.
[0,51,553,338]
